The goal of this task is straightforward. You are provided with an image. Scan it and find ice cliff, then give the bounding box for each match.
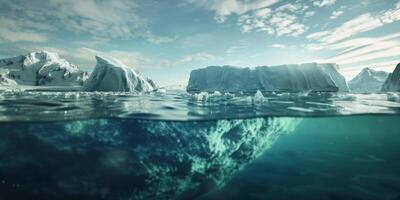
[0,51,88,86]
[82,56,154,92]
[348,68,389,93]
[187,63,349,93]
[382,63,400,92]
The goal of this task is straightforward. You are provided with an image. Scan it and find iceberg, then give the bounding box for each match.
[82,56,155,92]
[382,63,400,92]
[0,51,88,87]
[187,63,349,93]
[348,68,389,93]
[0,117,300,199]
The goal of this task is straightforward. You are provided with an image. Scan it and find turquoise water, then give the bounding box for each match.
[0,91,399,199]
[203,116,400,200]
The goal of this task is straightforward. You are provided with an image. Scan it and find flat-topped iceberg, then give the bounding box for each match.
[187,63,349,93]
[82,56,154,92]
[382,63,400,92]
[0,51,88,87]
[349,68,389,93]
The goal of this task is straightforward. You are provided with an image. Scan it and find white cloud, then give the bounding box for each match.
[305,11,316,18]
[236,3,309,37]
[313,0,336,7]
[0,17,48,43]
[271,44,286,48]
[185,0,279,22]
[308,14,383,44]
[308,3,400,44]
[330,46,400,65]
[330,10,344,19]
[309,33,400,78]
[307,31,330,40]
[186,0,309,37]
[255,8,272,18]
[176,53,220,64]
[324,33,400,51]
[74,37,110,47]
[0,0,173,44]
[225,40,249,55]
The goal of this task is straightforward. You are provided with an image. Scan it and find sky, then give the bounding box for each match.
[0,0,399,86]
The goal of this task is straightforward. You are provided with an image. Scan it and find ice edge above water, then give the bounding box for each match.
[0,90,399,122]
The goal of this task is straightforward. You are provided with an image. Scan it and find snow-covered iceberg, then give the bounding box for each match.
[382,63,400,92]
[82,56,155,92]
[187,63,349,93]
[0,51,88,87]
[348,68,389,93]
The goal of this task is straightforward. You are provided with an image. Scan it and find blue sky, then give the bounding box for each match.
[0,0,399,86]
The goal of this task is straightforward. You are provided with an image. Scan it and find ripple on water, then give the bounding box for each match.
[0,90,399,122]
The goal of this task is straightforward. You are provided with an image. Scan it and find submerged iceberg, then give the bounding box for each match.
[0,51,88,87]
[187,63,349,93]
[382,63,400,92]
[0,117,300,199]
[82,56,154,92]
[349,68,389,93]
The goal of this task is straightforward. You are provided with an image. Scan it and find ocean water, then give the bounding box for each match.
[0,90,399,200]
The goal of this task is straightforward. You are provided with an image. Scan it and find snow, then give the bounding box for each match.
[187,63,349,93]
[0,51,88,87]
[382,63,400,92]
[82,56,154,92]
[348,68,389,93]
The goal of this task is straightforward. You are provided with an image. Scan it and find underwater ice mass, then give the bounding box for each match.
[0,117,300,199]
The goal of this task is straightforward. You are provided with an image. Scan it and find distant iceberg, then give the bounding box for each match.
[349,68,389,93]
[82,56,155,92]
[187,63,349,93]
[382,63,400,92]
[0,51,88,87]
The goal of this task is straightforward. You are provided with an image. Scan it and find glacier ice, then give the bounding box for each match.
[0,117,300,199]
[82,56,154,92]
[187,63,349,93]
[0,51,88,87]
[382,63,400,92]
[348,68,389,93]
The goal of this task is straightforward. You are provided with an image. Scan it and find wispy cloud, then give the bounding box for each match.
[330,10,344,19]
[176,53,221,64]
[307,14,384,43]
[271,44,286,48]
[184,0,279,22]
[307,3,400,44]
[225,39,249,56]
[313,0,337,7]
[0,0,174,44]
[185,0,310,37]
[312,33,400,79]
[0,17,49,43]
[304,1,400,77]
